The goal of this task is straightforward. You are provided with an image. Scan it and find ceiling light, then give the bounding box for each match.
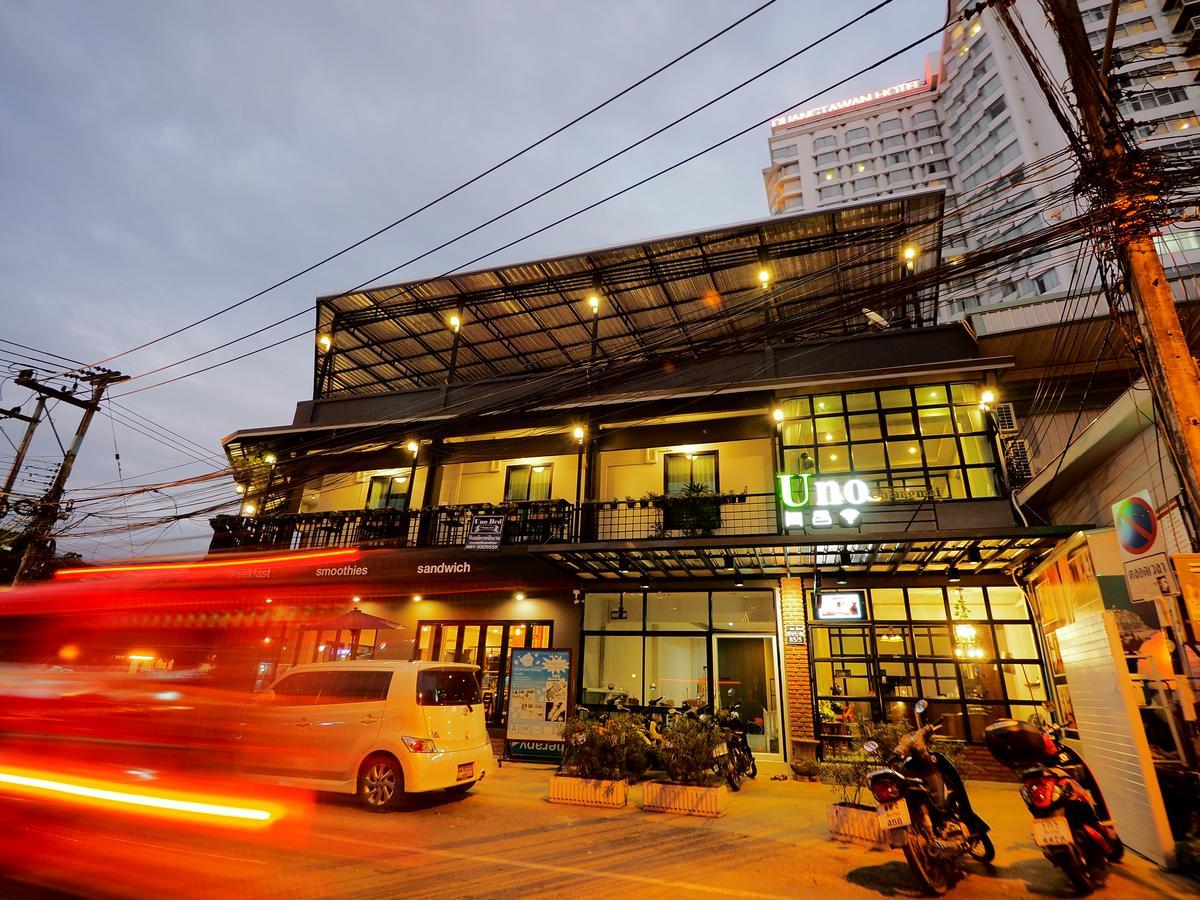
[449,314,461,333]
[587,294,600,312]
[317,333,332,352]
[573,426,585,442]
[406,440,419,454]
[412,595,422,602]
[640,576,650,591]
[532,465,545,473]
[617,555,632,575]
[240,502,257,517]
[839,549,852,567]
[836,571,848,586]
[948,566,961,584]
[235,484,245,495]
[734,571,745,588]
[772,408,785,422]
[966,546,983,564]
[263,453,276,466]
[758,268,771,286]
[515,592,526,602]
[723,553,735,571]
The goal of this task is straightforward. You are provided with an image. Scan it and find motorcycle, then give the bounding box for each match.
[983,718,1123,894]
[714,700,757,789]
[866,699,994,895]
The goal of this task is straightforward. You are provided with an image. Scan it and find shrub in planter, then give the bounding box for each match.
[644,715,730,817]
[558,712,648,782]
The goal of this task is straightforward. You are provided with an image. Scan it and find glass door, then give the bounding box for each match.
[712,634,783,758]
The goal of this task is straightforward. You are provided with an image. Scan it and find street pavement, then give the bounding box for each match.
[1,763,1195,898]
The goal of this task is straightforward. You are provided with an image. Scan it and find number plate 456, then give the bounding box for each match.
[877,800,910,830]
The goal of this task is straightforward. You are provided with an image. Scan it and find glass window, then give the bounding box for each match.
[813,395,843,414]
[583,592,643,631]
[879,388,912,408]
[820,169,838,182]
[887,440,923,468]
[912,624,953,656]
[813,134,837,150]
[781,397,809,418]
[582,635,643,705]
[845,126,870,141]
[954,406,986,433]
[849,143,872,159]
[916,385,948,406]
[415,669,481,706]
[923,438,960,467]
[811,626,868,657]
[885,411,916,436]
[646,592,708,631]
[882,134,907,149]
[909,588,947,621]
[505,464,552,501]
[782,419,814,446]
[645,636,707,707]
[995,623,1039,658]
[848,413,882,441]
[875,625,912,656]
[951,621,996,660]
[272,671,327,703]
[664,451,717,493]
[852,442,886,471]
[948,587,987,619]
[917,407,954,436]
[968,468,999,498]
[917,662,960,699]
[366,473,411,510]
[879,118,903,133]
[988,586,1030,620]
[819,444,850,473]
[960,435,993,464]
[816,416,847,444]
[772,144,798,160]
[871,588,906,619]
[925,701,967,739]
[843,391,876,412]
[712,591,775,631]
[1003,661,1048,702]
[815,661,870,697]
[960,661,1003,699]
[950,383,978,405]
[439,625,461,662]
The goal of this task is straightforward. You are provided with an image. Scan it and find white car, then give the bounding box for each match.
[249,660,494,811]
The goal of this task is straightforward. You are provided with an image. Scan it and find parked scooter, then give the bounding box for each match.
[714,701,757,788]
[984,719,1123,894]
[866,699,994,895]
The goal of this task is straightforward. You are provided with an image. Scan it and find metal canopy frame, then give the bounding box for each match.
[314,194,944,398]
[530,528,1076,581]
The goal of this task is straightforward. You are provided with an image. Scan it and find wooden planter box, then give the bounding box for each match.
[642,781,730,818]
[827,802,889,850]
[547,775,628,808]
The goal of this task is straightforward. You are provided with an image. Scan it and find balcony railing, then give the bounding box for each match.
[211,491,949,553]
[209,499,573,553]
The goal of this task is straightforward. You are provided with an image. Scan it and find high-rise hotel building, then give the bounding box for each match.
[762,0,1200,320]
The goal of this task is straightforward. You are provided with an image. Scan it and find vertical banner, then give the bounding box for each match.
[504,647,572,761]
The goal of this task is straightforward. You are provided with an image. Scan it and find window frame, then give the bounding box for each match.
[662,450,719,494]
[504,463,554,501]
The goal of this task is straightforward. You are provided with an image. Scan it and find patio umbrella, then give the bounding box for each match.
[305,608,406,660]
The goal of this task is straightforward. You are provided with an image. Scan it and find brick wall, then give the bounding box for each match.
[780,578,814,740]
[962,744,1018,783]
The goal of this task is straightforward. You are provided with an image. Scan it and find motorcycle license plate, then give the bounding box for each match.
[877,800,910,830]
[713,742,728,758]
[1032,817,1073,847]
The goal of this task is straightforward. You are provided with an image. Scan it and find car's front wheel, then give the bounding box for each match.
[358,754,403,812]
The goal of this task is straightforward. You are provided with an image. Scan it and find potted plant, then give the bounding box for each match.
[790,758,821,782]
[549,711,648,808]
[642,714,730,817]
[820,721,907,849]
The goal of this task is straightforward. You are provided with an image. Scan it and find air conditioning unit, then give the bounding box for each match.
[993,401,1019,435]
[1003,437,1033,486]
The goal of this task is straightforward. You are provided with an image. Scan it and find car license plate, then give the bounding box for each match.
[456,762,474,782]
[877,800,910,830]
[1032,817,1073,847]
[713,742,728,758]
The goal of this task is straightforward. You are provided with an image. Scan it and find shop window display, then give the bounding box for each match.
[808,585,1048,742]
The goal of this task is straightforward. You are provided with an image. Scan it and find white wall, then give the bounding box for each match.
[598,438,774,501]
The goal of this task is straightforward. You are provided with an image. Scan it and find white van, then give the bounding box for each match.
[248,660,494,811]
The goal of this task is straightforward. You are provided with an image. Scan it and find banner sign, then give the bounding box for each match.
[1112,490,1179,603]
[464,514,505,551]
[505,648,572,759]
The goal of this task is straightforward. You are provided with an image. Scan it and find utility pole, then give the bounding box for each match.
[12,369,128,583]
[999,0,1200,548]
[0,394,48,512]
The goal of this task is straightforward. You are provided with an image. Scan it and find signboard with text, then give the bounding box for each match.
[814,591,866,621]
[505,648,572,761]
[464,513,505,551]
[1112,490,1179,603]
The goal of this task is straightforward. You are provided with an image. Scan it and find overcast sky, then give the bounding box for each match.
[0,0,945,559]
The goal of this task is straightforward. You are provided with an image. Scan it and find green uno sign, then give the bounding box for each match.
[777,473,875,528]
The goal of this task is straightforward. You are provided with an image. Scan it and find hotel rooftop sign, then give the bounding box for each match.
[771,79,927,130]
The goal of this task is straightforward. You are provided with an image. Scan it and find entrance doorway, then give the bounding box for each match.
[713,634,782,757]
[415,620,553,726]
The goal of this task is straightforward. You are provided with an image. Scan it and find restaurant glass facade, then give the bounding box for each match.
[580,590,784,755]
[808,584,1048,744]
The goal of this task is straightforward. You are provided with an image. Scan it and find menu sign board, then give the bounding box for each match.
[505,648,572,761]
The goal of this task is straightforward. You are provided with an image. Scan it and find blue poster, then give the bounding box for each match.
[505,648,571,744]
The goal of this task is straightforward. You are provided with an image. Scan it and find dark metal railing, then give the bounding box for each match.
[210,492,948,553]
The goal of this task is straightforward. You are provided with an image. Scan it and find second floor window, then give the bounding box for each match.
[366,474,411,510]
[505,464,553,501]
[664,451,718,495]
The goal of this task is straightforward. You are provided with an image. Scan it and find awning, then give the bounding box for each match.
[530,527,1080,580]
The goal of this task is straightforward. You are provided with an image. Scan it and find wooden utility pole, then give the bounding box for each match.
[1009,0,1200,548]
[12,369,128,583]
[0,394,48,511]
